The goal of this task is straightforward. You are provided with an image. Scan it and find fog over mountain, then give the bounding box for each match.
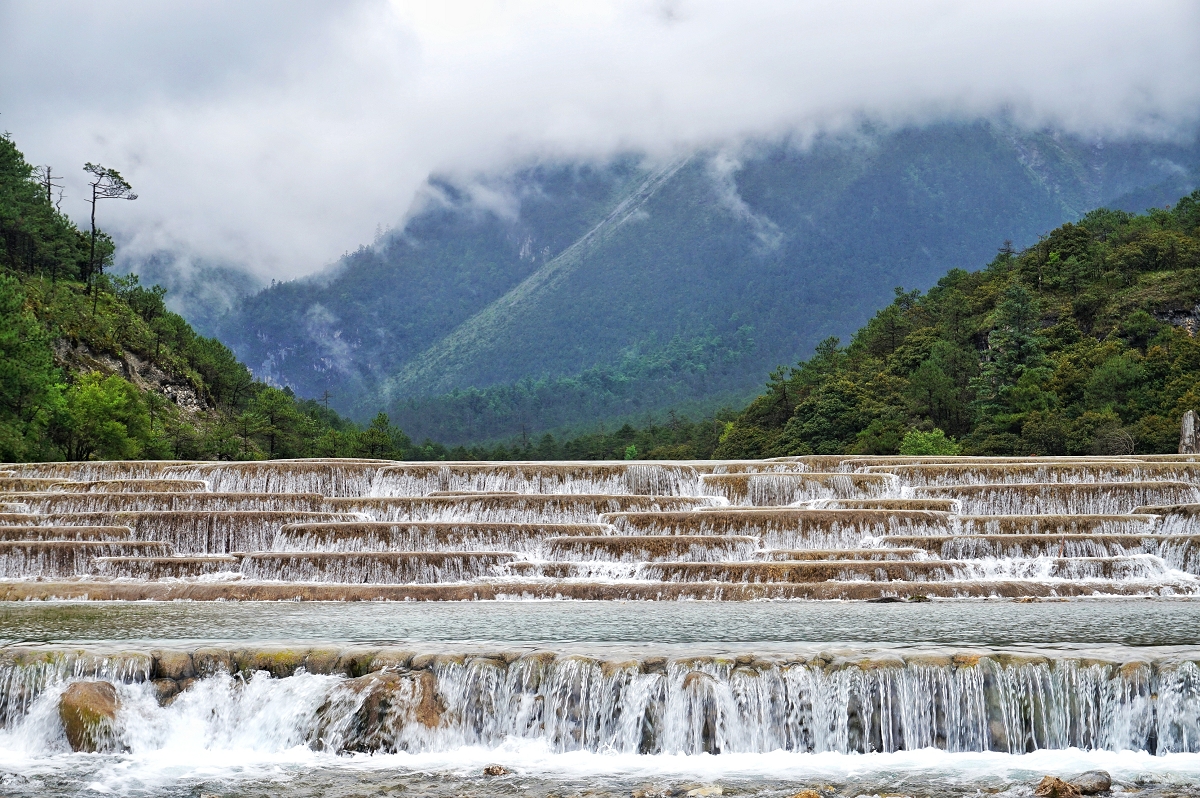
[2,1,1199,281]
[4,2,1200,441]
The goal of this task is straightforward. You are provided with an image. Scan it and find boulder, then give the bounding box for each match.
[192,647,232,677]
[317,670,444,753]
[788,792,821,798]
[151,679,180,705]
[151,650,195,680]
[1035,776,1082,798]
[59,681,120,752]
[233,647,308,678]
[482,764,512,776]
[1071,771,1112,795]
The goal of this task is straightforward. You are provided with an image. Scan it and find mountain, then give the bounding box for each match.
[214,121,1200,443]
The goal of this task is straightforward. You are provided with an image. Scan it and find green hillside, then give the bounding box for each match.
[0,132,412,462]
[215,123,1200,444]
[697,192,1200,458]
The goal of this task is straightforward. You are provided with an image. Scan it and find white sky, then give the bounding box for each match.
[3,0,1199,279]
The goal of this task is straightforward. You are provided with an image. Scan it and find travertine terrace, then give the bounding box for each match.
[1,454,1199,599]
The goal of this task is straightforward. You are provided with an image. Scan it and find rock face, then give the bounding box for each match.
[58,681,120,752]
[1071,771,1112,795]
[1035,776,1082,798]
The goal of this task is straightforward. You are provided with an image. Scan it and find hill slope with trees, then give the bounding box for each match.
[214,122,1200,444]
[706,191,1200,458]
[0,132,413,462]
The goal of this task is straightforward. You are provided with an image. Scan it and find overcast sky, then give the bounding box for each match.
[3,0,1200,280]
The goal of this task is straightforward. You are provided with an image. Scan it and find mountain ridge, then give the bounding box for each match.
[211,121,1200,443]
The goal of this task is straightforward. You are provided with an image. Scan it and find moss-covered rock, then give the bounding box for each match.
[58,681,120,752]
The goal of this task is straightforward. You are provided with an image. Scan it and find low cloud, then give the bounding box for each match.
[3,0,1199,280]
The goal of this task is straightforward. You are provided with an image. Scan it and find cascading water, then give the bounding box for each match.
[3,644,1200,757]
[3,455,1200,794]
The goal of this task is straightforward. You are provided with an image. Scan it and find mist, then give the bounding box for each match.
[3,0,1199,280]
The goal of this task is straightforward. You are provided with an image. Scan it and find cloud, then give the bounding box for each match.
[3,0,1199,279]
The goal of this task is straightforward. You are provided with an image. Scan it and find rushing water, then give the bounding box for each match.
[0,601,1196,796]
[3,456,1200,794]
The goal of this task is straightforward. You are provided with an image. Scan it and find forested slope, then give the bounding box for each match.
[0,133,412,462]
[216,122,1200,444]
[708,192,1200,458]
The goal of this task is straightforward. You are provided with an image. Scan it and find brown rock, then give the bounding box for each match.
[233,647,308,678]
[304,647,343,675]
[789,792,822,798]
[151,679,179,705]
[152,650,195,680]
[318,670,444,753]
[59,681,120,752]
[367,648,415,672]
[192,647,232,677]
[483,764,512,776]
[1035,776,1082,798]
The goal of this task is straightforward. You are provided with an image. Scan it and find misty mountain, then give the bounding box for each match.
[213,121,1200,443]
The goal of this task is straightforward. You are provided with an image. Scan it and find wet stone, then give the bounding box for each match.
[151,649,195,680]
[191,647,232,676]
[58,681,121,753]
[1035,776,1082,798]
[1071,771,1112,795]
[151,678,179,705]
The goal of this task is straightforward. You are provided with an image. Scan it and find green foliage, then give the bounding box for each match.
[898,428,962,456]
[0,274,61,460]
[389,328,756,445]
[708,189,1200,457]
[0,132,428,462]
[53,373,159,460]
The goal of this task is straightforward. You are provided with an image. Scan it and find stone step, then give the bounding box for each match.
[808,498,959,512]
[0,477,71,493]
[325,494,719,524]
[92,555,241,579]
[700,472,896,506]
[864,461,1200,486]
[955,514,1158,535]
[760,548,926,561]
[2,578,1188,602]
[161,460,390,497]
[543,535,759,562]
[5,491,326,514]
[0,511,361,554]
[49,479,210,493]
[507,556,1175,582]
[602,508,950,548]
[275,521,608,553]
[1136,504,1200,535]
[881,534,1200,573]
[372,462,703,498]
[914,482,1199,515]
[0,540,174,578]
[240,551,517,583]
[0,525,134,541]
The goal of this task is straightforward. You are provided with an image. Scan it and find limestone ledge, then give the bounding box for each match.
[0,578,1188,602]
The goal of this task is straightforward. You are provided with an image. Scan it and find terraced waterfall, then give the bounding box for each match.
[2,455,1200,796]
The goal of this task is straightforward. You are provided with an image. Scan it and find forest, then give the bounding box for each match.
[0,132,412,462]
[694,194,1200,458]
